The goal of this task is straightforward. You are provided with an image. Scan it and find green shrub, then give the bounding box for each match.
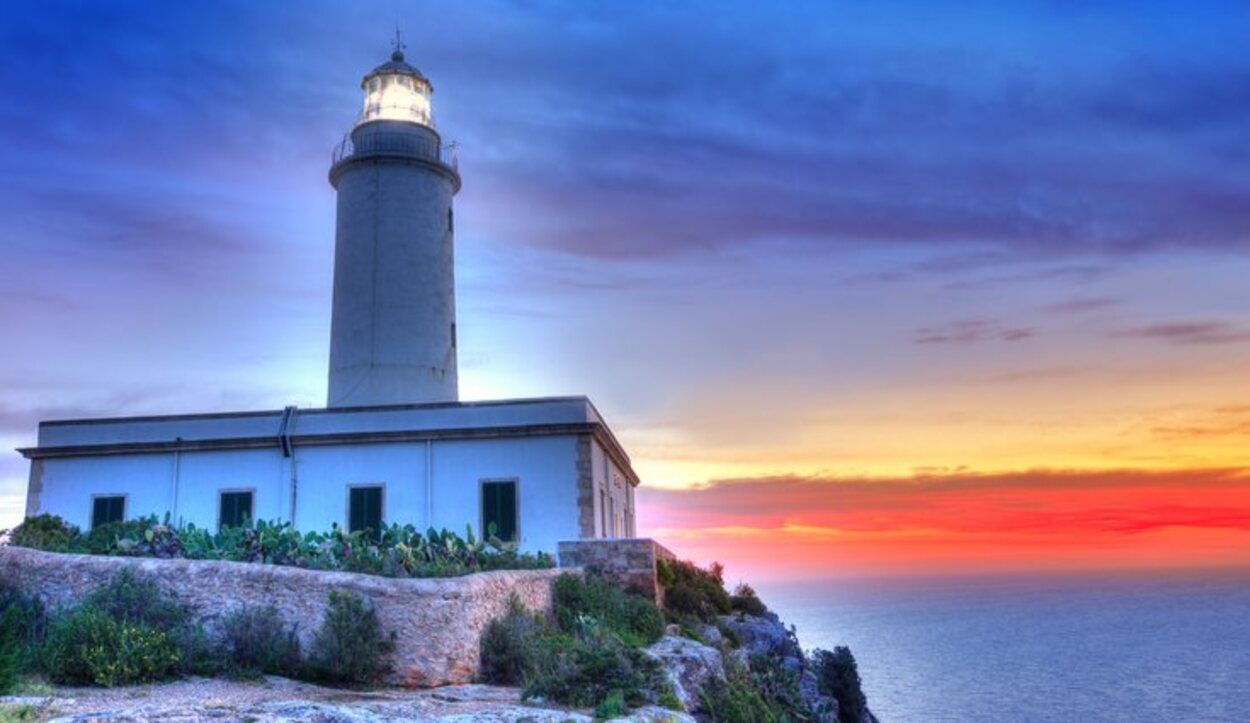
[0,704,38,723]
[729,582,768,617]
[7,514,79,552]
[554,573,665,647]
[814,646,868,723]
[524,625,663,710]
[0,637,19,695]
[10,516,553,580]
[482,592,666,713]
[82,568,190,631]
[481,595,554,684]
[594,689,627,719]
[0,581,47,656]
[305,590,394,687]
[42,606,179,686]
[658,559,731,622]
[218,605,300,678]
[701,663,778,723]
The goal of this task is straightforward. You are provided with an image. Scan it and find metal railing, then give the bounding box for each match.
[331,131,459,171]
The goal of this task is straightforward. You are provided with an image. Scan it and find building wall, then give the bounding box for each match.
[32,435,587,554]
[590,437,636,538]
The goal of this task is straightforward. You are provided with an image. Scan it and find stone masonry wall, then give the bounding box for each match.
[557,538,675,605]
[0,545,562,688]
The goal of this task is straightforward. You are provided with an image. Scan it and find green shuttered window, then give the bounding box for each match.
[219,491,254,530]
[349,486,383,540]
[91,496,125,529]
[481,481,517,542]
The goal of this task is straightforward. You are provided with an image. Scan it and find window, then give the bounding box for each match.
[481,480,517,542]
[448,208,454,233]
[219,490,254,530]
[91,495,125,529]
[349,485,384,540]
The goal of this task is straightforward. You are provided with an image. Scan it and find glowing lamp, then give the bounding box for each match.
[357,49,434,127]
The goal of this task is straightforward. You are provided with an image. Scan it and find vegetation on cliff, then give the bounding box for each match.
[6,513,552,579]
[0,569,396,691]
[481,573,672,711]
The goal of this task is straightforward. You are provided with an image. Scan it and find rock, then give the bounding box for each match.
[718,613,800,659]
[694,623,723,647]
[799,669,839,723]
[603,707,698,722]
[644,634,725,713]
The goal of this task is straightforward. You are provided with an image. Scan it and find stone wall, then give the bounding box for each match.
[557,537,676,605]
[0,545,562,688]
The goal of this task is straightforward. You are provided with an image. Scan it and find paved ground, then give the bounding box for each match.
[0,677,694,722]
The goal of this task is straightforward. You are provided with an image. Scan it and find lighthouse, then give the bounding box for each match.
[20,42,643,552]
[326,42,461,407]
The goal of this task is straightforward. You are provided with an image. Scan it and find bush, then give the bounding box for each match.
[0,585,45,693]
[523,625,663,709]
[7,514,79,552]
[481,591,666,713]
[701,663,778,723]
[554,573,665,647]
[0,581,47,656]
[594,689,627,719]
[218,605,300,678]
[481,595,552,684]
[0,704,38,723]
[82,568,191,631]
[657,559,731,622]
[42,606,179,686]
[40,568,208,685]
[729,582,768,617]
[814,646,868,723]
[305,590,394,686]
[0,637,19,695]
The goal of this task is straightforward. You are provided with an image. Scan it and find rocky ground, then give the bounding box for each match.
[0,678,694,722]
[0,615,871,723]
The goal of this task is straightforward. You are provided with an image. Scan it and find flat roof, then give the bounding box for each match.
[19,396,639,485]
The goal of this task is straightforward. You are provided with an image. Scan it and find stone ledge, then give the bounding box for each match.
[557,538,675,605]
[0,545,562,688]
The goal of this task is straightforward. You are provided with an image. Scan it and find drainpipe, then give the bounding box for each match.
[278,406,298,525]
[425,439,433,528]
[170,441,183,525]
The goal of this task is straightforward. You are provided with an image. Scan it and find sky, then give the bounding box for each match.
[1,0,1248,581]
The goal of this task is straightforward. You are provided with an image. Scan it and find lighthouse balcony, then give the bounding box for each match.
[331,130,459,173]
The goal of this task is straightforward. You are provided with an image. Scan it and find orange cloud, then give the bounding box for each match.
[638,468,1250,580]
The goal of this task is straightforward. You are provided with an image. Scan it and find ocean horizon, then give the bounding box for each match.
[759,567,1250,723]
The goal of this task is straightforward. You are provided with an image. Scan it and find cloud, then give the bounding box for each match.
[914,319,1035,345]
[1043,297,1120,314]
[1111,321,1250,345]
[636,468,1250,576]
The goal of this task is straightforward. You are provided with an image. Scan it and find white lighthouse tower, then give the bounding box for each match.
[326,40,461,407]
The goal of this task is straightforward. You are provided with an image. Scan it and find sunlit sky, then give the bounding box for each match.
[2,1,1248,580]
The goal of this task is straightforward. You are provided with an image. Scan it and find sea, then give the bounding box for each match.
[759,568,1250,723]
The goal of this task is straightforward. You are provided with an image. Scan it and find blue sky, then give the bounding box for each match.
[1,1,1248,576]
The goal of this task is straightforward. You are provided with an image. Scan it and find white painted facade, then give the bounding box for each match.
[23,398,638,553]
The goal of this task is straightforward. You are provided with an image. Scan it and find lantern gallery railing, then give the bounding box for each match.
[332,131,459,171]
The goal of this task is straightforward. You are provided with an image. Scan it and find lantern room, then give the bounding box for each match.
[357,49,434,128]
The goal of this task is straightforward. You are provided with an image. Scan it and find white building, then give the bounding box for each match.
[18,45,640,552]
